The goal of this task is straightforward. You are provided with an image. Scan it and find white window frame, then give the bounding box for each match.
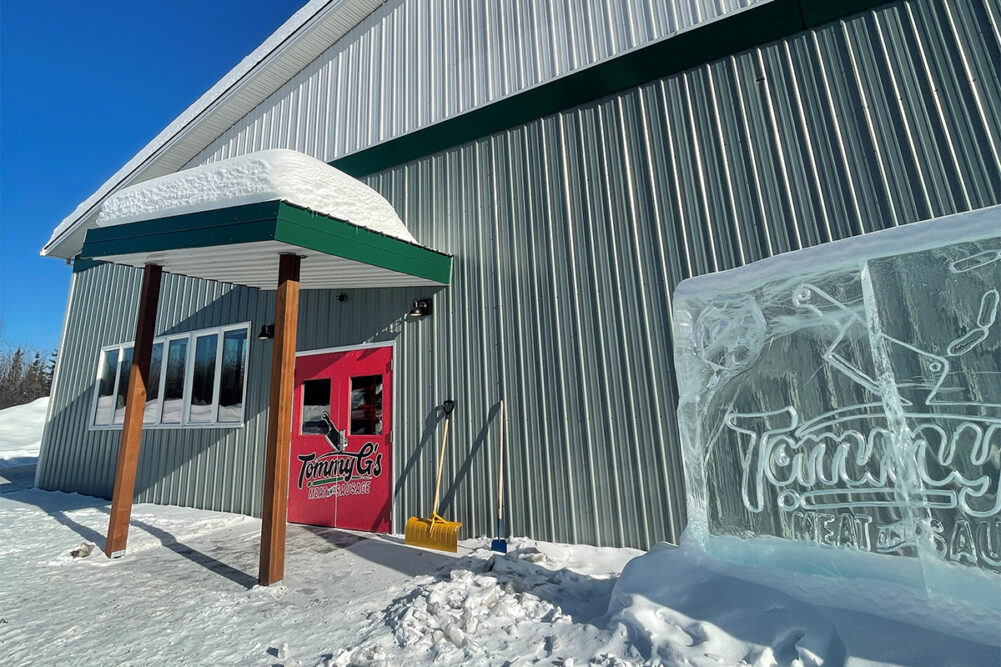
[89,322,251,430]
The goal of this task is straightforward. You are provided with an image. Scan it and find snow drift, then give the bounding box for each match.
[605,536,1000,666]
[0,396,48,468]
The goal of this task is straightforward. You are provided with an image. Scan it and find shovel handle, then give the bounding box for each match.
[431,402,453,517]
[497,400,505,521]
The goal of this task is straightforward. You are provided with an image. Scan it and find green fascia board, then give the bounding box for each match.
[274,202,451,285]
[80,201,283,258]
[72,258,106,274]
[331,0,891,178]
[79,200,451,286]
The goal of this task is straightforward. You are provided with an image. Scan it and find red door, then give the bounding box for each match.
[288,346,392,532]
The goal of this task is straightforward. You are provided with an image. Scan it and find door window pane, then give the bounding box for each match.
[162,338,188,424]
[302,379,331,434]
[189,334,218,423]
[112,347,134,424]
[218,330,247,423]
[94,348,119,425]
[144,343,163,423]
[350,375,382,435]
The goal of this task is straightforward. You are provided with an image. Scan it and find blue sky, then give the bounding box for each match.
[1,0,303,351]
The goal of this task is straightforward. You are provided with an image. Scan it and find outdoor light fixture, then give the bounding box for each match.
[257,324,275,340]
[408,298,432,317]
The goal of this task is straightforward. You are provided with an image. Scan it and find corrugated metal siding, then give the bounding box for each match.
[360,0,1001,547]
[38,0,1001,548]
[36,264,276,516]
[188,0,768,168]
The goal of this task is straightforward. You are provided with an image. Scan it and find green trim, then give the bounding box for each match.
[79,200,452,286]
[331,0,892,178]
[80,201,282,258]
[275,203,452,285]
[72,258,106,274]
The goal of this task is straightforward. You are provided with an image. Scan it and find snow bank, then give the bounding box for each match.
[95,149,417,244]
[365,540,642,664]
[605,536,1001,665]
[0,397,48,467]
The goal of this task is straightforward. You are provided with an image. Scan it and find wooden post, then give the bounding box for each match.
[106,263,162,558]
[258,254,301,586]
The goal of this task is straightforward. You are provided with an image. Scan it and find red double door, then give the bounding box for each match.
[288,345,392,533]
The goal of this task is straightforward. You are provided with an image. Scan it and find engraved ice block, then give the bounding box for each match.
[673,206,1001,604]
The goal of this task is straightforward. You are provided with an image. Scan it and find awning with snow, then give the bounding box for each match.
[90,150,450,584]
[78,149,451,289]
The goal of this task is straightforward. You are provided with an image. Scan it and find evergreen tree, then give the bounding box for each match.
[0,347,25,409]
[45,349,58,393]
[26,353,45,399]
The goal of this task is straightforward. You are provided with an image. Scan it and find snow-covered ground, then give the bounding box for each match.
[0,490,640,665]
[1,403,997,665]
[1,490,997,666]
[0,396,47,468]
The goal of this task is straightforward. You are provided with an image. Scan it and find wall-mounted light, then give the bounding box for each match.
[258,324,275,340]
[408,298,433,317]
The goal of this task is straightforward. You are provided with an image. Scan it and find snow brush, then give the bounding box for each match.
[491,399,507,554]
[405,400,461,552]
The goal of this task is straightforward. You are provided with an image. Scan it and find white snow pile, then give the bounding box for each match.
[0,397,48,467]
[604,538,1000,666]
[95,149,417,244]
[346,541,643,665]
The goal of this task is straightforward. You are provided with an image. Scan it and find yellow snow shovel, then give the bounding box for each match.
[405,400,461,552]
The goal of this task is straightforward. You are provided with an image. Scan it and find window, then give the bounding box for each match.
[90,323,250,429]
[301,379,331,434]
[145,343,163,423]
[219,329,247,423]
[161,338,188,424]
[349,375,383,435]
[113,347,133,424]
[189,334,218,424]
[93,348,119,426]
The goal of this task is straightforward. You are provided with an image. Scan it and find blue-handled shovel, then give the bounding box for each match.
[491,399,507,554]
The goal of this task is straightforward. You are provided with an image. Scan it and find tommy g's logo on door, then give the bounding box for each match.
[297,442,383,499]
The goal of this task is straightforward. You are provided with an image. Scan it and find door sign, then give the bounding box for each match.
[288,346,392,533]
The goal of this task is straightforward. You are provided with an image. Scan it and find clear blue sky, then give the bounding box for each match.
[1,0,304,351]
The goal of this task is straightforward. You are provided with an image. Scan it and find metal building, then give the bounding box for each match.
[38,0,1001,551]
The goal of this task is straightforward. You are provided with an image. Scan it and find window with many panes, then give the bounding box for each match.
[91,323,250,428]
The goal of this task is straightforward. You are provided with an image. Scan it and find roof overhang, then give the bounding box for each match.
[79,200,451,290]
[43,0,385,261]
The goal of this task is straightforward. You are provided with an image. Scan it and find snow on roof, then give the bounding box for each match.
[96,149,417,244]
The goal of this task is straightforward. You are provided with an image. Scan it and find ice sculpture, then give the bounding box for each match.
[673,206,1001,605]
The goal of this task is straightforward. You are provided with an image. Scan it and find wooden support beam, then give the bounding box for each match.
[258,254,301,586]
[105,263,162,557]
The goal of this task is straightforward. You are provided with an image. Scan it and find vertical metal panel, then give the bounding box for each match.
[187,0,770,169]
[39,0,1001,548]
[361,0,1000,548]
